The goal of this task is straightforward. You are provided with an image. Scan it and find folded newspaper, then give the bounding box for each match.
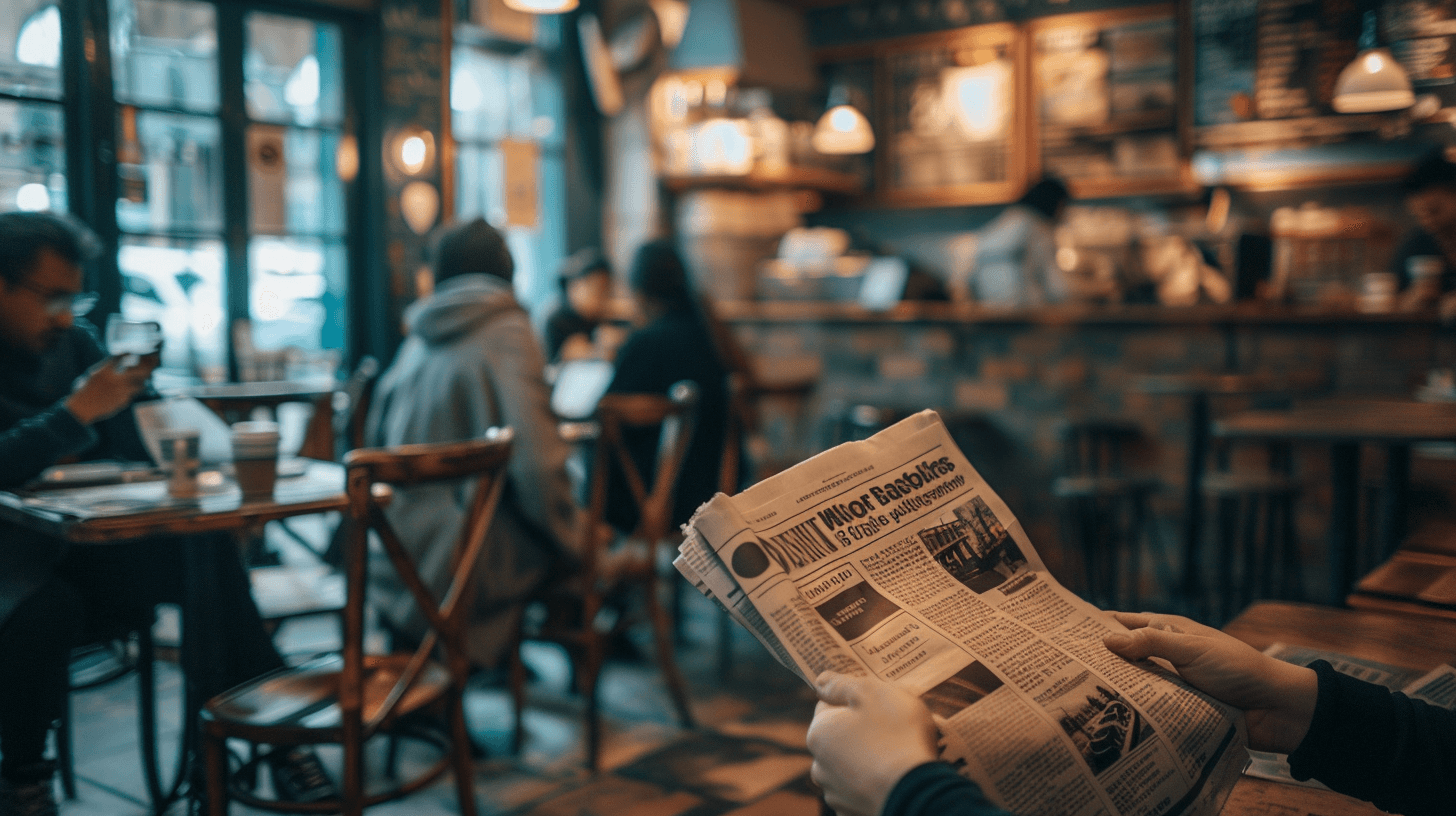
[675,411,1247,816]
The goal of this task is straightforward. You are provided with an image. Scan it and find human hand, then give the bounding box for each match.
[64,352,159,425]
[807,672,939,816]
[1102,612,1316,753]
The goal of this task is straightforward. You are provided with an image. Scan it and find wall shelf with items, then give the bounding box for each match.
[1029,4,1193,200]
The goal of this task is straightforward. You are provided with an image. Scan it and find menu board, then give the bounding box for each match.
[1386,1,1456,103]
[875,23,1026,206]
[1193,0,1364,127]
[1030,5,1186,198]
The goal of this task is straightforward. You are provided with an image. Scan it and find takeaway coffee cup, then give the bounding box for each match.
[231,421,280,500]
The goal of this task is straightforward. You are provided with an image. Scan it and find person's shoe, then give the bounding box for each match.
[0,765,58,816]
[268,747,338,804]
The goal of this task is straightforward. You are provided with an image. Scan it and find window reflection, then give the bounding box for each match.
[0,99,64,213]
[110,0,219,113]
[114,110,222,233]
[247,237,346,353]
[0,2,62,99]
[245,14,342,127]
[117,236,227,380]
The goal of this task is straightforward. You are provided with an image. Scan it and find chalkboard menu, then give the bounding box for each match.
[1193,0,1367,132]
[1386,0,1456,106]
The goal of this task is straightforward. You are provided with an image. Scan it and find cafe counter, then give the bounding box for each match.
[724,301,1456,591]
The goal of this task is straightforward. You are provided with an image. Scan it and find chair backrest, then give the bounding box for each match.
[338,428,514,734]
[1061,420,1142,477]
[718,373,749,496]
[585,382,698,569]
[339,355,381,454]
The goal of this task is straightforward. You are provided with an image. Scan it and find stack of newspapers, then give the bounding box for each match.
[676,411,1247,816]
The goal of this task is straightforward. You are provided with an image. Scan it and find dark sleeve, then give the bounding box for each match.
[1287,660,1456,816]
[1391,231,1444,288]
[881,762,1012,816]
[0,405,99,489]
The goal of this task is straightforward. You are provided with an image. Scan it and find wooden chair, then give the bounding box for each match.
[201,429,515,816]
[509,382,699,771]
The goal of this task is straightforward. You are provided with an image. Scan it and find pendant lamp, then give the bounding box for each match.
[813,86,874,155]
[502,0,579,14]
[1332,10,1414,113]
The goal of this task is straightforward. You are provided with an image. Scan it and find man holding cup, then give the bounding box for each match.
[0,212,335,814]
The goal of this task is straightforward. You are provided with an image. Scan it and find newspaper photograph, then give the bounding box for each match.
[677,410,1246,816]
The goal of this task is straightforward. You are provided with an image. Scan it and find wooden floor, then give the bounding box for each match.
[62,520,821,816]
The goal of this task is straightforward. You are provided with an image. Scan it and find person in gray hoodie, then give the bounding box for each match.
[365,218,584,669]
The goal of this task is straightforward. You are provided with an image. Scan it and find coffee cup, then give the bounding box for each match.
[231,421,280,500]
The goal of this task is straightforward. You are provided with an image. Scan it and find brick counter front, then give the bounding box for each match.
[725,303,1455,603]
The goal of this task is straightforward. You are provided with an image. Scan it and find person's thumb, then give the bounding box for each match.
[815,671,864,707]
[1104,627,1210,668]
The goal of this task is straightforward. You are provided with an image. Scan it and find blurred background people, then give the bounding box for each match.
[1394,150,1456,311]
[542,249,614,363]
[968,177,1072,307]
[366,218,584,671]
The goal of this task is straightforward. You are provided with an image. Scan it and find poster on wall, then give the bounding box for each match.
[501,138,538,229]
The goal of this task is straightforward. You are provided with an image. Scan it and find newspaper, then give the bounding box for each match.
[676,410,1246,816]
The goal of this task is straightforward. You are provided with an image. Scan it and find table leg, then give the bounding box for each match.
[1181,394,1210,611]
[182,535,227,806]
[1378,444,1411,565]
[1328,443,1360,605]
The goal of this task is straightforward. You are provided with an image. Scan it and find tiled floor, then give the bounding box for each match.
[61,524,823,816]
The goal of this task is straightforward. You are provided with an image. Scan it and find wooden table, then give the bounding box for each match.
[1214,400,1456,604]
[168,379,340,460]
[1220,601,1456,814]
[0,460,348,806]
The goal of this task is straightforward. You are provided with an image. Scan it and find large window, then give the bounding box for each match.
[452,39,565,311]
[0,3,66,214]
[0,0,362,382]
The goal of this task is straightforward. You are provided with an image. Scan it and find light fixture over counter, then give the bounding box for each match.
[502,0,578,14]
[1332,10,1414,113]
[670,0,818,93]
[813,86,874,155]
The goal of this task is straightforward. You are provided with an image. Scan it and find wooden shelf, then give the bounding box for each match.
[662,166,864,195]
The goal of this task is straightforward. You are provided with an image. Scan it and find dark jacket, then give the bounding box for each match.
[542,299,598,363]
[883,659,1456,816]
[0,322,150,628]
[603,309,728,532]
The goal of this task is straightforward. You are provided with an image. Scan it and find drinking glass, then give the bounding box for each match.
[106,316,163,364]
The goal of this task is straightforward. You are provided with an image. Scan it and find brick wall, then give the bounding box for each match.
[731,310,1452,599]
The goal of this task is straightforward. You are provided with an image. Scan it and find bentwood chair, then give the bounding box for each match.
[510,382,699,770]
[201,429,515,816]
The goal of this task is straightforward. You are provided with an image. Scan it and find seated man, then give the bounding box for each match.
[365,218,583,671]
[0,212,334,816]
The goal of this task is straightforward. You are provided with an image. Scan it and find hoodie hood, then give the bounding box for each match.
[405,273,522,345]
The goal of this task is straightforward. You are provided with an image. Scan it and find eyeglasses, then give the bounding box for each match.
[14,279,98,316]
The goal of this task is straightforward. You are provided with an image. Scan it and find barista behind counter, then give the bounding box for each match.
[1393,150,1456,313]
[965,177,1072,307]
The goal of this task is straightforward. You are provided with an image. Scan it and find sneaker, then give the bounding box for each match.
[0,768,57,816]
[268,747,338,804]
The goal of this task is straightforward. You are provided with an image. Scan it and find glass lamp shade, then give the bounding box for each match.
[812,104,874,155]
[1332,48,1415,113]
[502,0,579,13]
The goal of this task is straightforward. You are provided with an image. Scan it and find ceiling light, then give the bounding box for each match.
[1333,11,1414,113]
[502,0,579,13]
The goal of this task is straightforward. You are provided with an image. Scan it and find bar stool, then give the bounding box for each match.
[1203,439,1301,623]
[1052,420,1170,609]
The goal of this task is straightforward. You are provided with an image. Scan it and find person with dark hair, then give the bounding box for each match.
[541,249,613,363]
[366,217,584,670]
[0,212,335,815]
[966,177,1073,306]
[1393,149,1456,309]
[602,240,730,532]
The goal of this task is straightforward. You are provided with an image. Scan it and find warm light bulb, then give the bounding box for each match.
[1364,52,1384,72]
[501,0,579,12]
[813,104,874,155]
[399,136,428,174]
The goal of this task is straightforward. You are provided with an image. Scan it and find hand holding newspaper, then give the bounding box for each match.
[676,411,1246,816]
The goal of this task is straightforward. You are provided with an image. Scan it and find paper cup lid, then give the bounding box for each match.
[231,421,279,440]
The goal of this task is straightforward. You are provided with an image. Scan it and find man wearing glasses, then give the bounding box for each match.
[0,212,334,815]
